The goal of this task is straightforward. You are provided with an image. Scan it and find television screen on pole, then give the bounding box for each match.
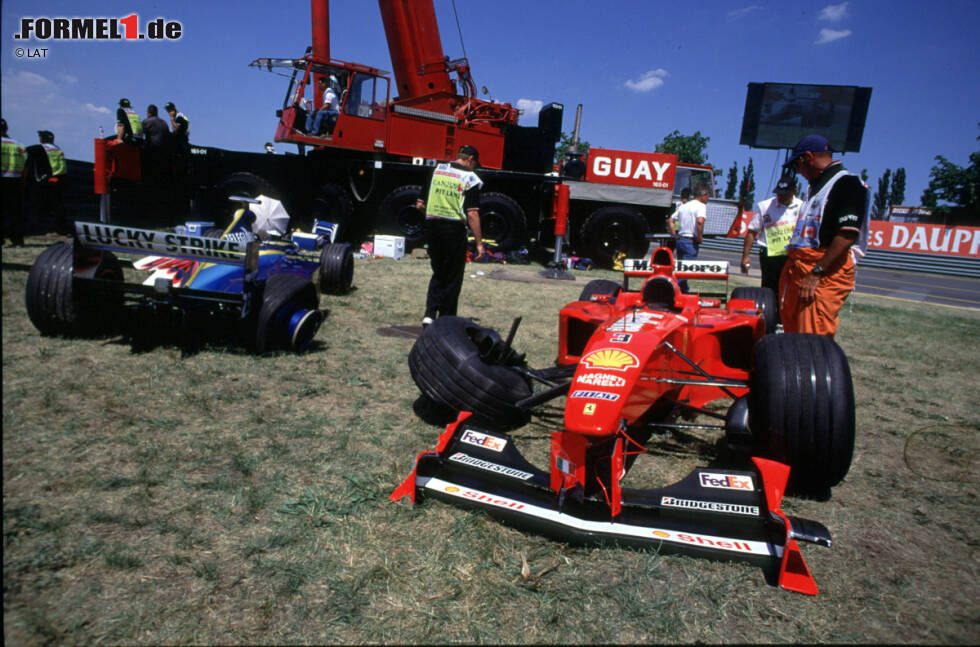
[739,82,872,152]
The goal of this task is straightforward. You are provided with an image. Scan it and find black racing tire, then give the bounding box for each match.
[579,279,622,302]
[478,192,526,252]
[319,243,354,294]
[26,243,124,337]
[310,183,353,240]
[731,286,778,334]
[378,184,425,249]
[214,172,278,230]
[254,273,320,354]
[408,316,532,429]
[579,205,649,268]
[749,333,855,492]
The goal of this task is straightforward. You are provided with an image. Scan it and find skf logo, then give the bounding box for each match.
[460,429,506,453]
[581,348,639,371]
[699,472,754,490]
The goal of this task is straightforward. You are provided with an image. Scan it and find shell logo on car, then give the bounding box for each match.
[581,348,639,371]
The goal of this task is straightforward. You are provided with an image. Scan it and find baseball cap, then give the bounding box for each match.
[119,98,131,107]
[774,176,797,194]
[164,102,176,111]
[38,130,54,142]
[458,144,480,166]
[784,134,832,168]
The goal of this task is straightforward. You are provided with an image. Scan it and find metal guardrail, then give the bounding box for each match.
[700,236,980,279]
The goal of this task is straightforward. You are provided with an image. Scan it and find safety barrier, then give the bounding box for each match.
[700,237,980,279]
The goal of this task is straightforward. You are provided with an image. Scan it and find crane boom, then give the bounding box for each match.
[377,0,455,101]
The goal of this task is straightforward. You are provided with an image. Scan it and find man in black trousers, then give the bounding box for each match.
[415,144,485,327]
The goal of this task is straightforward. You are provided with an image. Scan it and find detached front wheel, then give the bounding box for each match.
[408,316,532,429]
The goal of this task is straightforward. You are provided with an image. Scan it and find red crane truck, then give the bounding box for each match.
[93,0,736,267]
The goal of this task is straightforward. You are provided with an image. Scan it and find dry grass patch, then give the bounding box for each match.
[3,239,979,644]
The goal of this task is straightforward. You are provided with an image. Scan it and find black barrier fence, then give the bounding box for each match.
[700,236,980,279]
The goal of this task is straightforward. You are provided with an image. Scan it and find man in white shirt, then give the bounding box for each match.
[740,176,803,299]
[673,186,708,292]
[306,75,341,136]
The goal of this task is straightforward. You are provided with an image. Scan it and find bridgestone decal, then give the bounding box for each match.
[448,453,533,480]
[661,496,759,516]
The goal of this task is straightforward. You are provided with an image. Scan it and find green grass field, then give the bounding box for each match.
[3,237,978,644]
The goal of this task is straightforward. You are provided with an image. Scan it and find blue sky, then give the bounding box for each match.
[3,0,978,206]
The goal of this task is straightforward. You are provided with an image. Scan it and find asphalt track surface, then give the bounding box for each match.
[698,248,980,312]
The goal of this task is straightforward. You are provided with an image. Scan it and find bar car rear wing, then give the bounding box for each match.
[72,222,260,309]
[74,222,258,269]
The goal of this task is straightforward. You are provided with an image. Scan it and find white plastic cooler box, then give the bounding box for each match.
[374,235,405,260]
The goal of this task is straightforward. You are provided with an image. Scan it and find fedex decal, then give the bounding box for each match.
[460,429,506,453]
[699,472,754,490]
[587,148,678,189]
[868,222,980,258]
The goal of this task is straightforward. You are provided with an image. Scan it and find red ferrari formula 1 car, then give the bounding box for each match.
[392,244,855,595]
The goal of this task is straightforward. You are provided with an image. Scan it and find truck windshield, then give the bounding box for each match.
[674,167,716,198]
[344,73,387,120]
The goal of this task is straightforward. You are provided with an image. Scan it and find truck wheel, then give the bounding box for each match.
[215,172,278,229]
[378,185,425,249]
[748,333,855,492]
[731,286,778,334]
[26,243,123,337]
[579,279,621,302]
[580,206,649,268]
[408,316,532,429]
[479,192,526,252]
[311,183,352,240]
[254,273,321,353]
[319,243,354,294]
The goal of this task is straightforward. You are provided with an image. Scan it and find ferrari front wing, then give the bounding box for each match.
[392,414,831,595]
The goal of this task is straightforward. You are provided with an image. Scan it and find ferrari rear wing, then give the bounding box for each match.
[623,257,730,300]
[624,258,729,280]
